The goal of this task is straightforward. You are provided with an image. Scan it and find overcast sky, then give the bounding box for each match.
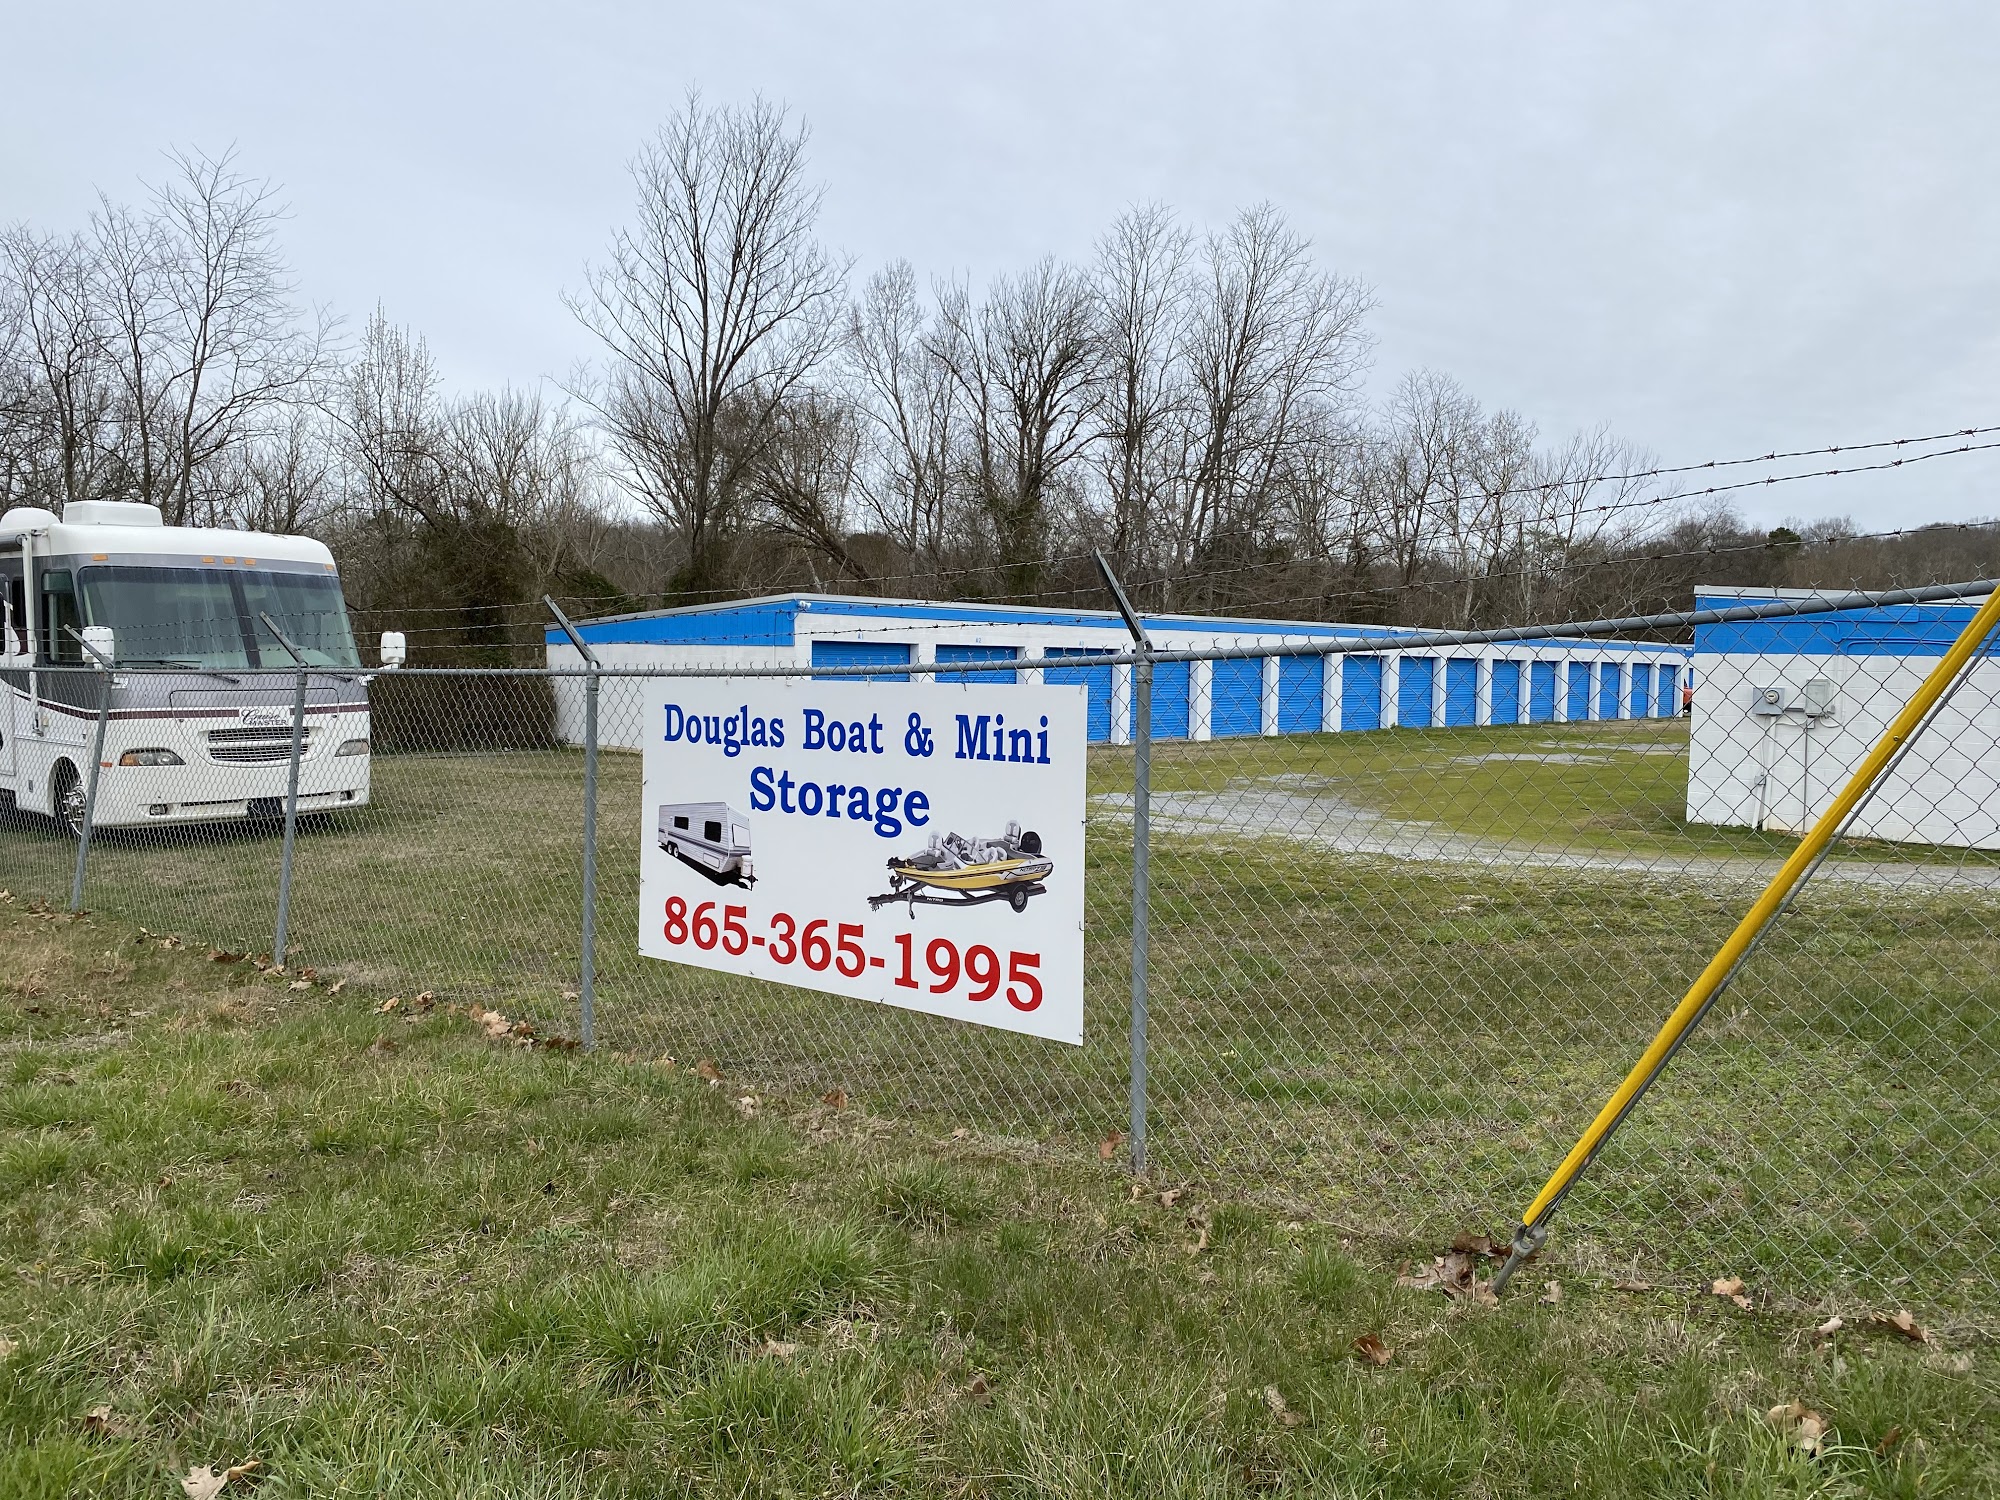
[7,2,1997,531]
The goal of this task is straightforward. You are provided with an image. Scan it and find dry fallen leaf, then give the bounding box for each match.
[1540,1280,1563,1305]
[1158,1187,1184,1209]
[760,1338,799,1359]
[1816,1315,1845,1338]
[1263,1384,1305,1425]
[1098,1129,1125,1161]
[1351,1333,1393,1367]
[366,1036,398,1056]
[288,979,311,991]
[967,1373,994,1405]
[821,1088,848,1109]
[949,1127,971,1140]
[1874,1309,1929,1343]
[1710,1276,1752,1310]
[326,979,344,994]
[377,997,401,1014]
[179,1458,262,1499]
[0,1334,17,1361]
[81,1404,113,1434]
[696,1059,724,1083]
[733,1094,760,1119]
[1767,1401,1830,1456]
[1185,1208,1211,1255]
[1875,1425,1904,1457]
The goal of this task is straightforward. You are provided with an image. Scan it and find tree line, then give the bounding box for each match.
[4,111,1994,663]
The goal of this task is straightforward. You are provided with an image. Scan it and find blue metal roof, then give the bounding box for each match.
[1694,594,1983,657]
[544,592,1422,648]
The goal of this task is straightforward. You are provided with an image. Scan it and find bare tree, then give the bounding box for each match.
[846,262,959,581]
[572,94,849,597]
[1089,204,1192,575]
[932,259,1099,597]
[103,149,331,525]
[0,227,116,509]
[1170,206,1373,607]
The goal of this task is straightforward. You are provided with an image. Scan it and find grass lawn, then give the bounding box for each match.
[1,901,1993,1498]
[4,720,1997,1319]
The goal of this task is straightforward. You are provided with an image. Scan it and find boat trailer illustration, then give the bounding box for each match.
[869,822,1052,914]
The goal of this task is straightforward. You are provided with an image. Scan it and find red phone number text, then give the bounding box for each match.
[662,897,1042,1011]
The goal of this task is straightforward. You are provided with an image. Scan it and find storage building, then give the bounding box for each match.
[1686,585,2000,848]
[547,594,1690,750]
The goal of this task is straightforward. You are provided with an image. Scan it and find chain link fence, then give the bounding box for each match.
[5,584,1997,1324]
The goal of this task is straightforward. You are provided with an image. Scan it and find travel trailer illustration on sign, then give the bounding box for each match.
[658,801,755,888]
[870,822,1051,914]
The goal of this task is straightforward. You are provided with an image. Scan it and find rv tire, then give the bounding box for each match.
[49,761,86,840]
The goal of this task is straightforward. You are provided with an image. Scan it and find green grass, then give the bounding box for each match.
[3,721,1997,1320]
[0,906,1993,1498]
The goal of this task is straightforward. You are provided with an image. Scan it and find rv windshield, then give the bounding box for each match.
[77,565,360,669]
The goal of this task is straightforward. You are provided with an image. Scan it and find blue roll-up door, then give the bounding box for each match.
[1212,657,1263,737]
[1151,659,1190,739]
[1343,655,1383,731]
[1044,648,1115,741]
[1598,663,1622,721]
[1567,662,1592,721]
[936,644,1018,683]
[1399,657,1436,728]
[1660,665,1681,715]
[1530,662,1558,723]
[1492,661,1522,724]
[811,640,912,681]
[1277,655,1323,733]
[1630,663,1651,718]
[1443,658,1478,727]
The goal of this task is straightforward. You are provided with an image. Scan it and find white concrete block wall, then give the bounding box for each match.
[1687,651,2000,848]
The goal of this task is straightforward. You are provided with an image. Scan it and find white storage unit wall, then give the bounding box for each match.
[547,593,1690,751]
[1686,585,2000,849]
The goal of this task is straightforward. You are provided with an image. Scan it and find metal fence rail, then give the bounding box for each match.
[5,585,1997,1323]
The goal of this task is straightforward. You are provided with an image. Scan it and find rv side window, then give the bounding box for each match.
[704,820,723,843]
[732,824,750,847]
[673,816,689,831]
[39,570,81,664]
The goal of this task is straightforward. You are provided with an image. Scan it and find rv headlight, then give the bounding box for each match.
[117,748,184,767]
[335,737,370,757]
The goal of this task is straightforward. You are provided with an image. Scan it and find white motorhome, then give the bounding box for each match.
[658,802,754,887]
[1,500,394,832]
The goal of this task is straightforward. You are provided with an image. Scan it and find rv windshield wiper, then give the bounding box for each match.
[120,657,242,684]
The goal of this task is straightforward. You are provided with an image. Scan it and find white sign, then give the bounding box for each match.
[638,677,1088,1044]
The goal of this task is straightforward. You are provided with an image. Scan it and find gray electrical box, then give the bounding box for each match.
[1749,684,1789,716]
[1800,677,1836,718]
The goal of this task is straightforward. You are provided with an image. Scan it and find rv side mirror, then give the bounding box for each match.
[81,624,116,668]
[380,630,407,669]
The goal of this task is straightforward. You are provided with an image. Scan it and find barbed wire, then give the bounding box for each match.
[331,420,2000,624]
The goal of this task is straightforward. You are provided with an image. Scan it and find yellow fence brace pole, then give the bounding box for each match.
[1490,587,2000,1296]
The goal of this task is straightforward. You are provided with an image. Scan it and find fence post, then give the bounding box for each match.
[546,597,600,1049]
[1093,553,1152,1176]
[272,665,308,967]
[67,634,115,911]
[256,612,315,969]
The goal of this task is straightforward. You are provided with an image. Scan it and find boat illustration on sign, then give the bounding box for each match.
[658,802,755,888]
[869,822,1051,914]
